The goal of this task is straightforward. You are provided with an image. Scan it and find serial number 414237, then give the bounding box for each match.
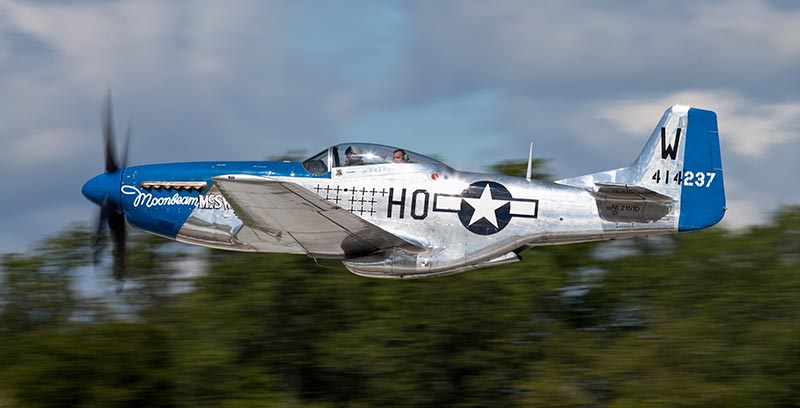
[651,170,717,187]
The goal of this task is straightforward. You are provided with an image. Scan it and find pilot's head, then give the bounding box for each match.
[393,149,408,163]
[345,146,363,165]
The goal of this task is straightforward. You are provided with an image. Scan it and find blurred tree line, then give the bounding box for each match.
[1,161,799,407]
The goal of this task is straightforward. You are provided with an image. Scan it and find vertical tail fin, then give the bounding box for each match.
[557,105,726,231]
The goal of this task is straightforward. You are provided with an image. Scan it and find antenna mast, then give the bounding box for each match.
[526,142,533,181]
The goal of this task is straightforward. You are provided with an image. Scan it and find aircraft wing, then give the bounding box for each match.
[212,175,419,258]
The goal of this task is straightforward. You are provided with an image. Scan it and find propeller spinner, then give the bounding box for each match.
[82,91,130,283]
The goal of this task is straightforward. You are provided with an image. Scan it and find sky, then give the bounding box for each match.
[0,0,798,254]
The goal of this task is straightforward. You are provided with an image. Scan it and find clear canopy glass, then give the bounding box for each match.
[302,143,444,174]
[332,143,442,167]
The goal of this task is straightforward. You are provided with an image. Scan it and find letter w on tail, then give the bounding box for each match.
[660,127,681,160]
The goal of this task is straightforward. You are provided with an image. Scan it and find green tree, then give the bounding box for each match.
[0,225,90,333]
[489,158,554,180]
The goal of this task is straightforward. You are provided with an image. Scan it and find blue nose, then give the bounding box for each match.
[82,172,121,208]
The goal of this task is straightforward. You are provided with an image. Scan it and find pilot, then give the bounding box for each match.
[393,149,409,163]
[345,146,363,166]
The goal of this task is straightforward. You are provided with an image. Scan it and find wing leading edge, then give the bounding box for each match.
[213,175,420,258]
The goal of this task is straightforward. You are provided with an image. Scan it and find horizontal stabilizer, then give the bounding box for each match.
[593,182,674,202]
[591,182,674,223]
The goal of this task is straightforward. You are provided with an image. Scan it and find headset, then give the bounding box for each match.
[393,149,409,163]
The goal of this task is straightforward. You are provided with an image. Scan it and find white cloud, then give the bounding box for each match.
[402,1,800,96]
[717,177,768,230]
[692,0,800,60]
[3,128,84,167]
[0,0,276,89]
[721,199,762,230]
[592,90,800,157]
[1,1,167,85]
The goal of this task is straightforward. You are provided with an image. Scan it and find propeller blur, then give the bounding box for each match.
[85,91,128,283]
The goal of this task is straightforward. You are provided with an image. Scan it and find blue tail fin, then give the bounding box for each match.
[676,107,725,230]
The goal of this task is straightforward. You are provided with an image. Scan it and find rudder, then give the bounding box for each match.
[677,108,725,231]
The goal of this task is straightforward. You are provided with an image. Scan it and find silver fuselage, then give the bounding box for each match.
[174,162,674,278]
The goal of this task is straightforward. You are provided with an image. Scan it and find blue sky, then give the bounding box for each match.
[0,0,798,253]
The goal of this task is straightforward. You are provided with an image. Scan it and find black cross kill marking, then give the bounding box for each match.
[332,185,342,204]
[358,195,367,215]
[349,186,357,212]
[358,188,376,216]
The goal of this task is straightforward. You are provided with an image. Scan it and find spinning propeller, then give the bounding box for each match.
[82,91,130,283]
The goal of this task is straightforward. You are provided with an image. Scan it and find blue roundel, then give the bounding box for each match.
[458,181,513,235]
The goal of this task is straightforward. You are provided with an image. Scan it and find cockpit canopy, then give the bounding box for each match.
[302,143,445,175]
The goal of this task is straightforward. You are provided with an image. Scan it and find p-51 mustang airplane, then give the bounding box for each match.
[83,102,725,280]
